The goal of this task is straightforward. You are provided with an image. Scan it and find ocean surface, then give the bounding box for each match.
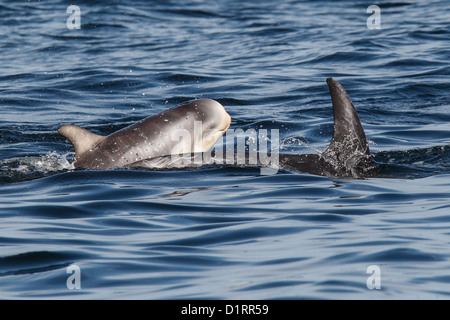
[0,0,449,299]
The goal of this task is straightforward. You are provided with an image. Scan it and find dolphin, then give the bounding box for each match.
[131,78,378,178]
[58,99,231,169]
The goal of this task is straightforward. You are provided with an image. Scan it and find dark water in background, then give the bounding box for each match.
[0,0,449,299]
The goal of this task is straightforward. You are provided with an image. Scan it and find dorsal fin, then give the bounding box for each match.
[322,78,372,170]
[58,124,105,158]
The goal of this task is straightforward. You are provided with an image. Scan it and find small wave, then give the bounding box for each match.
[0,152,74,184]
[374,145,450,178]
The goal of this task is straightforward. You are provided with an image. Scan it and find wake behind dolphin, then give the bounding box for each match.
[59,78,378,178]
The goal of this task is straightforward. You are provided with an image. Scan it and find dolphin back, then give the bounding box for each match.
[321,78,376,177]
[58,125,105,159]
[58,99,231,169]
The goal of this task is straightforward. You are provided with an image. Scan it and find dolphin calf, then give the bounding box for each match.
[59,99,231,169]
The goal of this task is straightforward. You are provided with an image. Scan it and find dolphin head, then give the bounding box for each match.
[162,99,231,156]
[192,99,231,151]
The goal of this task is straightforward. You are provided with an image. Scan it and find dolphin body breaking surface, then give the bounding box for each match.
[59,78,378,178]
[59,99,231,169]
[277,77,378,178]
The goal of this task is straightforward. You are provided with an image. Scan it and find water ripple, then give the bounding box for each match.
[0,0,449,299]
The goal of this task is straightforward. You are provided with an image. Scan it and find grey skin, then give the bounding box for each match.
[59,99,231,169]
[278,77,377,178]
[135,78,378,178]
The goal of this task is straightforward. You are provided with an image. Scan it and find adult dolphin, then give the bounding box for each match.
[59,99,231,169]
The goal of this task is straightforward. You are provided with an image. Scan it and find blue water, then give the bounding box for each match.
[0,0,449,299]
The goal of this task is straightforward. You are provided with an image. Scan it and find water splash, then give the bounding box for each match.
[0,151,74,184]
